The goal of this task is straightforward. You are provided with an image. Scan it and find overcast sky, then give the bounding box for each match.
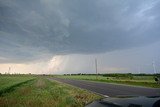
[0,0,160,74]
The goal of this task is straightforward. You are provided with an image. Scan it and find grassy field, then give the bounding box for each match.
[56,74,160,88]
[0,75,35,96]
[0,75,102,107]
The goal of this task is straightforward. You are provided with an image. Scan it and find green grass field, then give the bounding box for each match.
[0,75,35,96]
[56,75,160,88]
[0,75,102,107]
[0,74,159,107]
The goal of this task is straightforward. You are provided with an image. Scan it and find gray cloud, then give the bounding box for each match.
[0,0,160,63]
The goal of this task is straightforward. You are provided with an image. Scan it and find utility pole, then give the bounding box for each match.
[152,61,157,74]
[138,65,141,74]
[95,58,98,79]
[8,67,11,74]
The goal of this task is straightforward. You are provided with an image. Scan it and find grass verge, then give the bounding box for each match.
[0,77,102,107]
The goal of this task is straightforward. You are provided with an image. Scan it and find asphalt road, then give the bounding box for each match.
[48,78,160,97]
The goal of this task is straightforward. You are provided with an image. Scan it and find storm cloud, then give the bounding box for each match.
[0,0,160,63]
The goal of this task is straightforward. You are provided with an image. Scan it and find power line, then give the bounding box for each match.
[95,58,98,79]
[152,61,157,74]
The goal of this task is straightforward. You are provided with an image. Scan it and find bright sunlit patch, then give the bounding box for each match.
[0,62,48,74]
[47,55,69,73]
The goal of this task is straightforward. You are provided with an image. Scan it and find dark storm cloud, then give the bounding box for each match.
[0,0,160,63]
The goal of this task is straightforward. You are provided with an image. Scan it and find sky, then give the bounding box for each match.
[0,0,160,74]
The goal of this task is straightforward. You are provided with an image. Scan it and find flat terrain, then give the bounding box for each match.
[56,75,160,88]
[0,75,101,107]
[0,75,35,96]
[51,77,160,97]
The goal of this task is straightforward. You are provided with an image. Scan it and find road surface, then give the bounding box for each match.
[48,78,160,97]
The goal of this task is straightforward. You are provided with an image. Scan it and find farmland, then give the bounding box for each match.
[56,74,160,88]
[0,74,159,107]
[0,75,35,96]
[0,75,102,107]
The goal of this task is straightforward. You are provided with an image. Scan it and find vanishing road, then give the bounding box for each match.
[49,78,160,97]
